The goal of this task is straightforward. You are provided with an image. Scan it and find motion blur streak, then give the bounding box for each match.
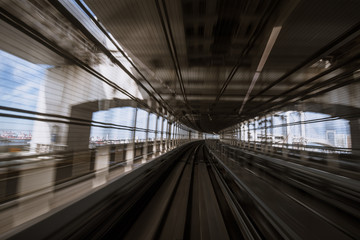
[0,0,359,239]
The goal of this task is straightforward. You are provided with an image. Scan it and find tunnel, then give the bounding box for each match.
[0,0,359,239]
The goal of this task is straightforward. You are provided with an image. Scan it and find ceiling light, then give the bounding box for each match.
[325,60,331,69]
[256,26,282,72]
[239,26,282,115]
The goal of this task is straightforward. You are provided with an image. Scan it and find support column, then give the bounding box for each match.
[172,123,176,148]
[247,121,250,149]
[264,115,268,152]
[253,119,256,150]
[172,123,176,147]
[125,108,137,171]
[142,111,150,163]
[67,106,93,178]
[239,123,242,144]
[66,107,93,151]
[93,145,111,187]
[160,117,164,153]
[164,120,169,151]
[236,124,239,146]
[176,124,179,146]
[299,111,307,159]
[166,122,170,149]
[269,114,274,152]
[300,111,306,145]
[177,124,179,145]
[154,115,159,155]
[13,159,56,227]
[232,127,236,145]
[168,122,172,150]
[350,118,360,157]
[283,112,291,157]
[286,112,291,148]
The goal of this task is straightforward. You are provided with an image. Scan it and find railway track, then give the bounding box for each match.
[5,141,358,239]
[107,142,261,239]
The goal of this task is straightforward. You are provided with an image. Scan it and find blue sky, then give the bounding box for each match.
[91,107,136,140]
[0,50,49,132]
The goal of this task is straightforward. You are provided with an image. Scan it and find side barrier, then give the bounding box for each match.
[207,140,360,219]
[0,139,193,234]
[0,142,197,240]
[218,139,358,172]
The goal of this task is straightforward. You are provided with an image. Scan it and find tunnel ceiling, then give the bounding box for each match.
[84,0,360,133]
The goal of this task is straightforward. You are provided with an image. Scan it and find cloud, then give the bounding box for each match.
[0,50,47,110]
